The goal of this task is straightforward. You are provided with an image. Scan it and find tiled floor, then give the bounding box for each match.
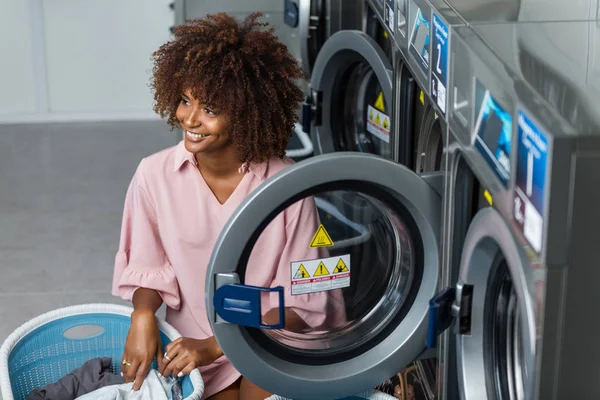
[0,121,176,388]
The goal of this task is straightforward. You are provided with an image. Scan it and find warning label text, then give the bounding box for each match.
[290,254,351,295]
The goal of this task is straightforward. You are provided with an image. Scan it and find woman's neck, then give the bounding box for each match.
[195,149,242,178]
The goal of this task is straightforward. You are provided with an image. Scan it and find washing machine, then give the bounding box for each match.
[390,1,600,398]
[429,19,600,400]
[391,0,600,167]
[284,0,363,162]
[304,0,401,160]
[195,150,444,399]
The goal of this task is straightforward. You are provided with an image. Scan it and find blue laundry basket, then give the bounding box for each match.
[0,303,204,400]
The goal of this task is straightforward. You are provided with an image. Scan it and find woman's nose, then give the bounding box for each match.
[183,107,202,128]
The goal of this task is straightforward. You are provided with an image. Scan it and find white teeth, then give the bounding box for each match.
[186,131,209,140]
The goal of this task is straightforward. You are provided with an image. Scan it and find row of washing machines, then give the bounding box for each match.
[174,1,600,399]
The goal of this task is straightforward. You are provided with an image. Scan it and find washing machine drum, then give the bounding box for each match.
[310,30,394,159]
[314,192,398,321]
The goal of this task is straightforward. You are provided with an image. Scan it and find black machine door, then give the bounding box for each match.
[309,30,394,159]
[206,153,443,399]
[296,0,326,77]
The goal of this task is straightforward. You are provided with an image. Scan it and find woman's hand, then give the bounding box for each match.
[159,337,223,378]
[122,309,163,391]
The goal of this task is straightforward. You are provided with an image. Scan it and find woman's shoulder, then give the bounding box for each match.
[264,156,295,179]
[133,145,180,188]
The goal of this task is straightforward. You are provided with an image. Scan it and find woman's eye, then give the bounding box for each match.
[181,98,190,106]
[204,108,215,115]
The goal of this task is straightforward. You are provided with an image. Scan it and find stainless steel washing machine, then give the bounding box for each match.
[304,4,398,160]
[430,19,600,400]
[390,0,600,172]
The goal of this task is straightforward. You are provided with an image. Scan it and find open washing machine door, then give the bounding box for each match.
[451,208,537,400]
[306,30,394,159]
[205,152,442,399]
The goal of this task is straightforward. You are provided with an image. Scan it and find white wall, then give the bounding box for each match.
[0,0,300,124]
[0,0,173,123]
[0,1,37,116]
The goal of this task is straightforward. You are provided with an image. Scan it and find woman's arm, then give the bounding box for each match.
[125,288,165,390]
[132,287,163,315]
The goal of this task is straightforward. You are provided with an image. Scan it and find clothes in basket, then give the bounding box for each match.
[76,370,182,400]
[0,304,204,400]
[26,358,124,400]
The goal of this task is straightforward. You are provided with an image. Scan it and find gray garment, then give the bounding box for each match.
[75,370,179,400]
[27,358,124,400]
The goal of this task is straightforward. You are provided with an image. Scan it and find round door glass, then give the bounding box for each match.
[239,188,422,363]
[485,257,527,400]
[338,64,391,158]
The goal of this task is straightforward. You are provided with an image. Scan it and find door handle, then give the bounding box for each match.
[213,283,286,329]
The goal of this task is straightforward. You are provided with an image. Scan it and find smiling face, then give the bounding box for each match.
[176,88,233,156]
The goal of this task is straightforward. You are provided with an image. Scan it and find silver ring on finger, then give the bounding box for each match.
[164,353,171,361]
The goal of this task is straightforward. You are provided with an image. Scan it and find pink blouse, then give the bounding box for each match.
[112,141,345,398]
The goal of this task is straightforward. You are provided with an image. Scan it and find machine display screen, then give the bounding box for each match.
[409,8,430,74]
[473,80,513,186]
[413,23,428,52]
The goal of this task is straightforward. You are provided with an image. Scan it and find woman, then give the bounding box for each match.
[112,12,345,399]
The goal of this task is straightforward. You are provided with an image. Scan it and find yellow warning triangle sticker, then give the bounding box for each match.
[374,92,385,112]
[293,264,310,279]
[383,118,389,130]
[484,189,493,206]
[313,261,330,277]
[309,224,334,248]
[334,258,349,273]
[375,114,381,125]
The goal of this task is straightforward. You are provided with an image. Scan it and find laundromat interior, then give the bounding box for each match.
[1,0,599,399]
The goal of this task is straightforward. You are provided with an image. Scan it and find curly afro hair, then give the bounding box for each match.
[151,12,305,164]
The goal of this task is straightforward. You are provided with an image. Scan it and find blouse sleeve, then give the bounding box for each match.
[266,197,347,329]
[111,159,181,310]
